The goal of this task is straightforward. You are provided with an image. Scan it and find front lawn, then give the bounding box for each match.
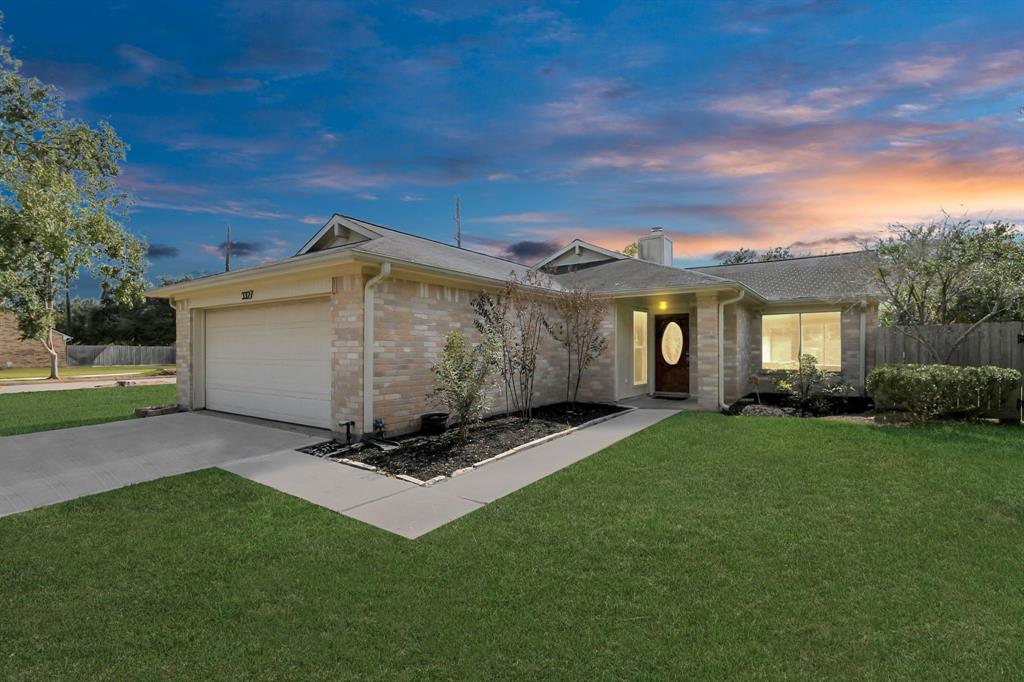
[1,413,1022,678]
[0,384,177,436]
[0,364,174,383]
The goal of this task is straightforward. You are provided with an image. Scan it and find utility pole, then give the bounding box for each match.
[453,196,462,248]
[225,223,232,272]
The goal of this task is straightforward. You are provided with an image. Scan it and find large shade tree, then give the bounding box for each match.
[0,25,144,377]
[870,217,1024,363]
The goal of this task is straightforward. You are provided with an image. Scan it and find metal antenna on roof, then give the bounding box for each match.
[225,223,232,272]
[453,196,462,248]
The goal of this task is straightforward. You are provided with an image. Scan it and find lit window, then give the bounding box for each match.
[762,311,841,371]
[661,321,683,365]
[633,310,648,385]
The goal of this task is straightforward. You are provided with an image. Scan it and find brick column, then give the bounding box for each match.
[175,301,191,408]
[696,292,720,411]
[331,273,365,437]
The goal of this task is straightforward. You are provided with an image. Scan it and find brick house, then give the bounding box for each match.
[148,214,879,436]
[0,312,69,369]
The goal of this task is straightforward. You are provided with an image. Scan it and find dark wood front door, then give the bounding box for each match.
[655,314,690,394]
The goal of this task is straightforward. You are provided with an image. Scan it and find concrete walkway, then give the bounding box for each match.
[222,407,679,539]
[0,376,176,394]
[0,412,318,517]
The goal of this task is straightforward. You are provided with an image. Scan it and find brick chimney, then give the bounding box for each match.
[637,227,673,266]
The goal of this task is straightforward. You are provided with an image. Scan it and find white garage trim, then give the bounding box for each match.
[203,297,332,428]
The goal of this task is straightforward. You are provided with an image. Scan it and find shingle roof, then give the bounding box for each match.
[550,257,728,294]
[328,216,543,284]
[690,251,879,302]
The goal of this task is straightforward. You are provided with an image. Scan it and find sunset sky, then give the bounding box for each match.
[5,0,1022,292]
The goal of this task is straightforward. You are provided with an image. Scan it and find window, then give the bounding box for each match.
[633,310,648,385]
[761,311,841,371]
[661,321,683,365]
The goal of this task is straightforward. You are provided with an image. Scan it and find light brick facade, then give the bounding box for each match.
[0,312,67,369]
[170,266,879,429]
[362,275,615,436]
[695,292,720,410]
[174,301,191,407]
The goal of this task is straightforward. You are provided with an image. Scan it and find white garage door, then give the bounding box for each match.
[204,298,332,428]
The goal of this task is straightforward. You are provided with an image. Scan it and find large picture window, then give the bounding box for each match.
[762,311,841,371]
[633,310,648,385]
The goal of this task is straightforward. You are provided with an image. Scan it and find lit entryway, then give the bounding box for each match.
[204,298,332,428]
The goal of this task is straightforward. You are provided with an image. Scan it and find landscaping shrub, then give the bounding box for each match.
[775,354,853,415]
[430,331,501,440]
[867,364,1021,422]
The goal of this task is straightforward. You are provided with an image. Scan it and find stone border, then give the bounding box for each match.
[332,405,638,487]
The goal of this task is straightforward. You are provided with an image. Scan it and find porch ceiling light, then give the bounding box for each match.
[658,301,668,310]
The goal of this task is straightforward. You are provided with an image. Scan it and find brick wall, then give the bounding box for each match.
[695,292,720,410]
[331,273,366,433]
[0,312,66,369]
[174,301,191,407]
[368,276,615,436]
[723,301,755,402]
[170,271,617,436]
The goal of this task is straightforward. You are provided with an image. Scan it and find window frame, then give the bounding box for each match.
[760,310,842,373]
[632,309,649,386]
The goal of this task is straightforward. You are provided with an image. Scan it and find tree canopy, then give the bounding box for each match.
[0,23,144,376]
[719,246,799,265]
[871,217,1024,363]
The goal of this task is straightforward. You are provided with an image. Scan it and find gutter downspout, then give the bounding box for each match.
[859,300,867,396]
[718,289,746,411]
[363,262,391,434]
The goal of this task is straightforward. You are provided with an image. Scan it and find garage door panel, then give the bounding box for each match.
[204,299,331,427]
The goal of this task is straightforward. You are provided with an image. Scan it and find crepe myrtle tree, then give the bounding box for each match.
[472,270,553,420]
[868,217,1024,364]
[544,280,609,404]
[0,24,144,378]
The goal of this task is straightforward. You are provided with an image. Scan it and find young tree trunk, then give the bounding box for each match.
[44,328,59,380]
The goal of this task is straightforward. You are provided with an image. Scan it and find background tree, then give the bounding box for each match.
[620,242,638,257]
[58,275,188,346]
[719,246,799,264]
[0,24,144,377]
[545,282,609,404]
[869,217,1024,363]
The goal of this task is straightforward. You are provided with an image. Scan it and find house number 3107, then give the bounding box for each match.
[241,290,254,300]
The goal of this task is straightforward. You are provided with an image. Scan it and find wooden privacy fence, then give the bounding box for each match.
[67,344,175,367]
[875,321,1024,420]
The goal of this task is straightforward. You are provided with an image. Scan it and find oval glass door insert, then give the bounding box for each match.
[661,321,684,365]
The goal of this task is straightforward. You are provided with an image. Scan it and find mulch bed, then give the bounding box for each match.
[297,402,626,481]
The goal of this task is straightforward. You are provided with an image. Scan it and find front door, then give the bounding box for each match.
[655,314,690,394]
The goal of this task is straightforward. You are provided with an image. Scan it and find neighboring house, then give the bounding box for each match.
[0,312,69,369]
[148,215,879,436]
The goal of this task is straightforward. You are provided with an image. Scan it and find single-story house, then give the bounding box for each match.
[148,214,879,436]
[0,312,69,369]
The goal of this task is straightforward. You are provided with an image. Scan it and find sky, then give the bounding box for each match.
[4,0,1023,295]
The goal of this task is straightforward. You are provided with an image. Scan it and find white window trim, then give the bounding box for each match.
[632,308,649,387]
[761,310,842,372]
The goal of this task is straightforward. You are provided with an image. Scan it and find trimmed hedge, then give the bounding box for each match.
[867,364,1021,422]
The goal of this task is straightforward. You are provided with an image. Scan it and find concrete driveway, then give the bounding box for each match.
[0,412,321,518]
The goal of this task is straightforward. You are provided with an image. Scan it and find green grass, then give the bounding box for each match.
[0,364,174,383]
[0,384,177,436]
[1,413,1022,679]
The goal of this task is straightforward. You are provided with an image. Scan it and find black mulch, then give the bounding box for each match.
[297,402,626,481]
